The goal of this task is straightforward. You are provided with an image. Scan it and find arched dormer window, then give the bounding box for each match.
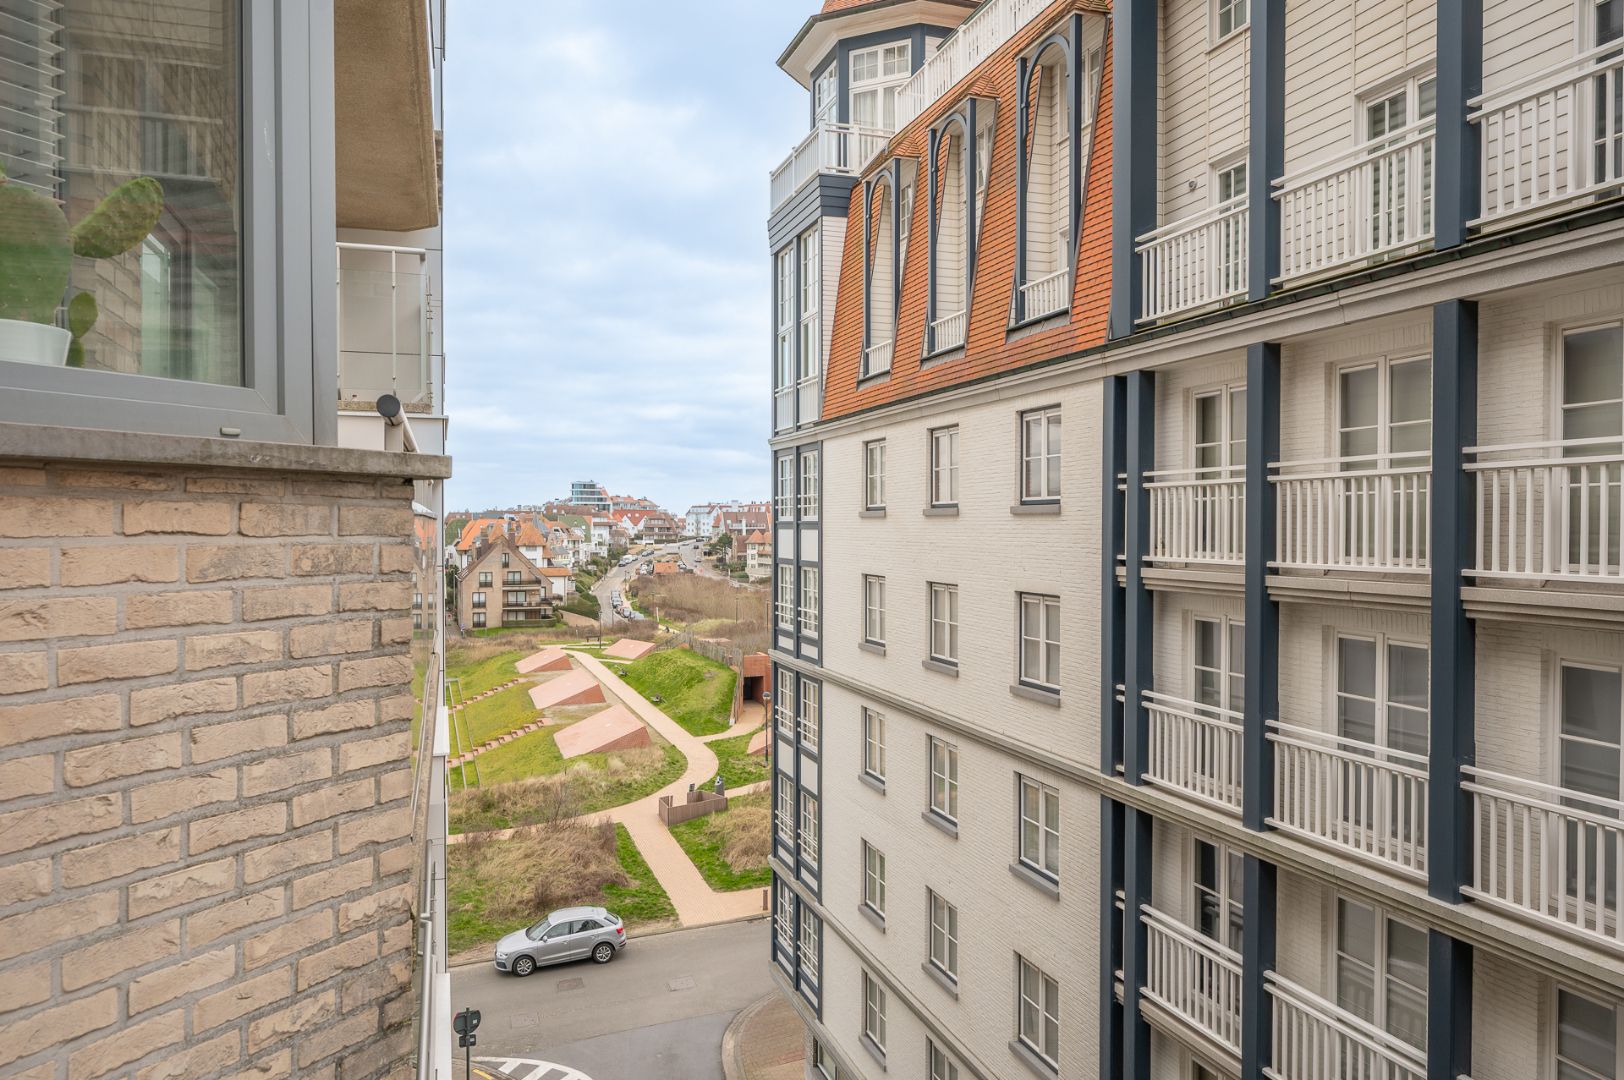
[927,103,991,356]
[1020,45,1072,321]
[863,175,897,378]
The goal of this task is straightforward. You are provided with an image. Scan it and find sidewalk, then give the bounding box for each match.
[722,993,806,1080]
[700,698,766,743]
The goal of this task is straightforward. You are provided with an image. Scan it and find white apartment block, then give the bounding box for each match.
[767,1,1624,1080]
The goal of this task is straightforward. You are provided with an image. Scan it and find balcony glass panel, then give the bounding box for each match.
[337,243,429,406]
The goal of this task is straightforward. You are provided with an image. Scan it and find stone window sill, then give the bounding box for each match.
[1010,502,1061,516]
[921,961,959,1000]
[1009,683,1061,708]
[1009,860,1061,900]
[922,810,958,839]
[923,505,959,517]
[859,640,887,656]
[922,658,959,677]
[861,1035,888,1071]
[858,508,887,519]
[1009,1039,1059,1079]
[858,903,886,932]
[859,772,886,795]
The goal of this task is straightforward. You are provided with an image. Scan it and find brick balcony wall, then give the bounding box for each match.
[0,460,424,1080]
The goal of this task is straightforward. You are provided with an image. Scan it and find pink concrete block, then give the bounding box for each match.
[554,705,651,760]
[516,648,573,674]
[527,669,606,710]
[603,638,656,661]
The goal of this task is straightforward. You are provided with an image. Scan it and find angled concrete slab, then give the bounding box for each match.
[516,647,572,674]
[747,729,768,756]
[528,669,606,710]
[603,638,656,661]
[554,704,650,760]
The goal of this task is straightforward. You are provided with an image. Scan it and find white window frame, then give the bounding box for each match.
[1020,407,1062,503]
[1193,838,1245,952]
[799,228,821,385]
[863,708,887,781]
[814,1041,838,1080]
[929,1041,960,1080]
[814,63,839,127]
[800,450,821,520]
[1212,0,1249,43]
[1556,660,1623,801]
[1333,632,1430,757]
[775,879,795,957]
[1017,955,1061,1068]
[864,575,887,645]
[799,905,821,983]
[799,678,821,753]
[863,971,889,1052]
[776,778,796,845]
[849,42,912,130]
[799,791,820,869]
[1191,614,1245,715]
[929,736,959,822]
[776,565,795,630]
[864,439,887,510]
[863,841,886,916]
[1018,593,1061,691]
[1192,382,1248,475]
[1018,776,1061,880]
[776,669,796,737]
[1333,896,1429,1052]
[776,248,796,394]
[1335,355,1433,466]
[929,582,960,664]
[1551,984,1623,1080]
[799,565,820,637]
[929,890,959,980]
[930,426,960,506]
[776,455,795,519]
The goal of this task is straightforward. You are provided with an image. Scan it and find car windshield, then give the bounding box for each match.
[524,919,551,942]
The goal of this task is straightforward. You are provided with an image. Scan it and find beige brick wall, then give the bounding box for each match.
[0,460,422,1080]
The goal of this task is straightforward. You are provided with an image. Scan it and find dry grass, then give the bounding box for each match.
[448,740,687,833]
[629,575,767,629]
[667,791,772,891]
[456,819,628,923]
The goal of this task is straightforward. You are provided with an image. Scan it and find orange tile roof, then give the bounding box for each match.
[822,0,1113,423]
[745,531,768,545]
[539,567,574,577]
[454,517,504,551]
[513,520,548,547]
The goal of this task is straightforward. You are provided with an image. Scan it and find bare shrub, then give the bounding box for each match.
[458,820,627,927]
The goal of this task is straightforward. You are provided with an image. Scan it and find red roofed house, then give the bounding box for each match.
[744,529,770,578]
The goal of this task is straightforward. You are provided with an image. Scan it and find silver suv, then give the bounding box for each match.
[494,906,626,976]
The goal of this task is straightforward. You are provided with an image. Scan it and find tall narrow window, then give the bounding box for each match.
[863,575,887,645]
[776,454,794,519]
[1018,593,1061,690]
[866,181,896,378]
[863,972,888,1052]
[1360,75,1437,246]
[1021,407,1062,502]
[1335,898,1428,1051]
[799,791,820,870]
[1018,776,1061,879]
[776,670,796,736]
[775,247,795,413]
[1337,357,1431,563]
[931,125,969,352]
[1017,956,1061,1067]
[1555,987,1620,1080]
[800,450,820,520]
[1192,616,1245,715]
[775,566,794,630]
[864,440,887,509]
[929,1042,960,1080]
[862,841,886,915]
[799,678,821,753]
[1021,49,1072,320]
[864,708,887,781]
[1193,839,1244,952]
[930,427,960,506]
[799,229,821,387]
[814,64,838,127]
[1559,326,1624,571]
[799,906,821,982]
[775,879,795,958]
[929,583,959,664]
[929,737,959,821]
[1559,662,1622,910]
[850,43,911,132]
[928,891,959,979]
[776,778,796,846]
[799,566,820,636]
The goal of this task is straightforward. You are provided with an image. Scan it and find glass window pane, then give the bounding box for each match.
[1388,644,1429,710]
[1389,360,1432,424]
[1564,327,1624,412]
[1339,638,1378,696]
[1341,367,1379,428]
[1337,899,1375,963]
[1564,666,1623,744]
[1558,990,1618,1078]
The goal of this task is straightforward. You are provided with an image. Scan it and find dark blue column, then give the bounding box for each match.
[1122,806,1153,1080]
[1068,13,1088,267]
[1110,0,1158,338]
[1431,300,1478,901]
[1428,932,1473,1080]
[1102,376,1128,775]
[1099,797,1126,1080]
[1124,370,1155,784]
[1244,343,1280,831]
[926,127,941,336]
[861,181,874,357]
[1240,855,1277,1080]
[1435,0,1483,249]
[1248,0,1284,299]
[966,99,982,282]
[1016,56,1031,324]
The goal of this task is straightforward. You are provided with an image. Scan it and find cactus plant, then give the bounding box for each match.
[0,167,165,366]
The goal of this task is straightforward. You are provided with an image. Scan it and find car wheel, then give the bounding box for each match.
[513,955,536,977]
[591,942,614,964]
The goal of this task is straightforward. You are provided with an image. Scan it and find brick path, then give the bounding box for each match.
[699,699,766,743]
[723,993,806,1080]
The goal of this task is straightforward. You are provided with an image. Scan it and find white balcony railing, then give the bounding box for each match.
[1020,267,1071,320]
[1465,766,1624,949]
[1474,43,1624,227]
[1144,690,1244,815]
[1142,905,1243,1054]
[1147,466,1246,565]
[774,387,795,434]
[769,122,892,212]
[863,339,894,377]
[1272,453,1432,573]
[1268,972,1427,1080]
[1138,201,1249,322]
[1268,721,1429,879]
[931,309,967,352]
[1276,122,1435,282]
[895,0,1055,131]
[1468,438,1624,581]
[337,242,430,407]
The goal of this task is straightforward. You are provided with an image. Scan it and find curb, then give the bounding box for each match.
[721,992,781,1080]
[447,911,772,970]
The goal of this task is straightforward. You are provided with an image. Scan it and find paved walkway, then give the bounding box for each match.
[722,993,805,1080]
[700,699,766,743]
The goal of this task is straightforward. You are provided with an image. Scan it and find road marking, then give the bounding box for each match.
[477,1059,593,1080]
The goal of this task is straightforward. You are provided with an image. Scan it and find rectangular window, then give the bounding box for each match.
[776,248,795,394]
[1194,384,1248,472]
[799,566,820,636]
[776,670,797,737]
[776,566,794,630]
[928,891,959,979]
[863,972,888,1052]
[1018,594,1061,690]
[471,612,486,628]
[864,575,887,645]
[929,583,959,664]
[504,591,526,605]
[1335,898,1428,1051]
[814,1041,837,1080]
[1194,839,1245,952]
[1335,634,1430,756]
[1018,956,1061,1067]
[930,737,959,821]
[1560,663,1622,804]
[930,427,960,506]
[1559,326,1624,570]
[799,791,820,869]
[1021,408,1062,502]
[863,708,886,780]
[413,592,422,608]
[1556,987,1620,1080]
[863,841,886,915]
[799,678,821,753]
[928,1043,960,1080]
[799,228,820,384]
[505,572,522,585]
[775,880,795,958]
[814,64,838,127]
[800,450,820,519]
[478,572,492,587]
[776,779,796,846]
[413,613,422,629]
[1018,777,1061,880]
[1214,0,1249,40]
[864,440,887,509]
[471,592,486,608]
[501,552,510,567]
[1192,616,1245,715]
[799,906,821,983]
[850,42,911,130]
[1215,161,1248,206]
[776,455,794,519]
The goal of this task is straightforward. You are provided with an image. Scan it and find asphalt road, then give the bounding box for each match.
[452,919,775,1080]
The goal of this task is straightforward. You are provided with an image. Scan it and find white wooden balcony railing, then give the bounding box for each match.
[1473,42,1624,227]
[894,0,1054,130]
[931,310,967,352]
[1467,438,1624,581]
[1142,905,1243,1054]
[1272,453,1431,572]
[863,339,894,377]
[1464,766,1624,949]
[1020,267,1071,320]
[769,123,892,212]
[1276,121,1435,282]
[1143,690,1244,814]
[1147,466,1246,565]
[1268,721,1429,879]
[773,387,795,434]
[1138,200,1249,322]
[1268,972,1427,1080]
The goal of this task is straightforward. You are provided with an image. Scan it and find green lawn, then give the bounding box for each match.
[667,792,771,892]
[602,824,678,925]
[446,648,526,698]
[466,622,562,637]
[705,730,769,790]
[450,720,579,790]
[617,648,736,737]
[462,683,542,748]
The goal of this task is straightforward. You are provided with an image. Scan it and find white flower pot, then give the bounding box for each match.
[0,318,71,366]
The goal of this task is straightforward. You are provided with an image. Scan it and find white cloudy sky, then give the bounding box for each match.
[442,0,810,514]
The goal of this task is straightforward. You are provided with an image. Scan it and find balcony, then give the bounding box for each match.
[1268,721,1429,879]
[1141,905,1243,1055]
[1146,466,1246,566]
[1474,44,1624,228]
[894,0,1054,130]
[769,123,891,213]
[1468,438,1624,581]
[1464,767,1624,950]
[1267,972,1426,1080]
[1272,453,1431,573]
[863,339,894,377]
[1138,201,1249,323]
[338,242,430,407]
[1275,121,1435,283]
[931,310,967,352]
[1019,268,1071,321]
[1143,690,1244,815]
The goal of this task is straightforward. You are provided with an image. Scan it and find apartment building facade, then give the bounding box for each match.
[0,1,456,1077]
[455,533,557,631]
[767,2,1624,1080]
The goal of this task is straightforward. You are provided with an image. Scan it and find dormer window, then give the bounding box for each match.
[928,105,991,356]
[814,63,838,127]
[850,43,911,131]
[864,176,898,378]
